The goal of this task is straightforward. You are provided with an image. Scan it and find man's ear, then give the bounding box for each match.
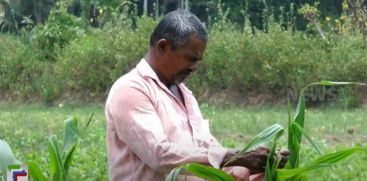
[156,39,170,55]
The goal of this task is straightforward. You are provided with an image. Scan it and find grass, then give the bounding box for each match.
[0,103,366,180]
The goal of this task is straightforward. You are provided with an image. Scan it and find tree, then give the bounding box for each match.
[347,0,367,48]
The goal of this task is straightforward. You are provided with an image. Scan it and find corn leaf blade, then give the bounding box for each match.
[63,141,79,176]
[165,166,184,181]
[27,161,47,181]
[317,81,367,86]
[62,116,80,158]
[81,113,93,138]
[291,122,323,155]
[288,89,305,169]
[184,163,235,181]
[277,147,367,180]
[48,135,66,181]
[265,129,284,181]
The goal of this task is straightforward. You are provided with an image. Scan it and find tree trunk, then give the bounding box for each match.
[348,0,367,48]
[0,3,4,25]
[155,0,159,17]
[185,0,189,11]
[312,19,326,41]
[143,0,147,15]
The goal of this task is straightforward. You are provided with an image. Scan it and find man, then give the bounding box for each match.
[105,10,273,181]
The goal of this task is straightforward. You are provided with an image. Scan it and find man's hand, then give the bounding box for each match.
[221,147,290,174]
[221,147,269,174]
[241,146,270,174]
[277,149,289,169]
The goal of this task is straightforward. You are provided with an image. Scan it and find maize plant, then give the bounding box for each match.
[166,81,367,181]
[0,115,92,181]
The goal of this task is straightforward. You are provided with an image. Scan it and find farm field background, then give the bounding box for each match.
[1,103,366,180]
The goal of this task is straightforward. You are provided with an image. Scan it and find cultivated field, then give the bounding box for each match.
[1,103,366,180]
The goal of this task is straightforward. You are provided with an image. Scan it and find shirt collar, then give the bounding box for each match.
[136,58,160,81]
[136,58,193,95]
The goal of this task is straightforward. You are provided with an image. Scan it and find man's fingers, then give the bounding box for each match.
[277,148,289,169]
[279,149,289,156]
[278,155,288,168]
[253,146,270,154]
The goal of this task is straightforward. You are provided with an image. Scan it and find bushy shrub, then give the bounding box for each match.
[0,34,21,90]
[1,13,367,105]
[30,9,86,61]
[0,34,46,100]
[54,16,157,101]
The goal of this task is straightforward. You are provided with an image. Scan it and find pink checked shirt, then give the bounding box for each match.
[105,59,260,181]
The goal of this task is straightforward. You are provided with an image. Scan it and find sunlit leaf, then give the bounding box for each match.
[63,142,79,176]
[265,129,284,181]
[48,135,66,181]
[184,163,235,181]
[291,122,323,155]
[62,116,80,158]
[277,147,367,180]
[165,163,235,181]
[27,161,47,181]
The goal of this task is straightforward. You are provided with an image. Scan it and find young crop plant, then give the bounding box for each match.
[166,81,367,181]
[0,115,92,181]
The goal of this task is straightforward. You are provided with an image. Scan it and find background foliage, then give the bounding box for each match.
[0,0,367,107]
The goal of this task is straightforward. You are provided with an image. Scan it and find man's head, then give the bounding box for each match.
[147,10,207,86]
[150,10,208,49]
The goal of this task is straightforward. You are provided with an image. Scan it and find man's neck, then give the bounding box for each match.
[145,51,171,87]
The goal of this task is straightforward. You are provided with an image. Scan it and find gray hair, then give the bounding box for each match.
[149,10,208,49]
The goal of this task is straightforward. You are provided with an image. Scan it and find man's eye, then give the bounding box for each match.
[189,58,197,62]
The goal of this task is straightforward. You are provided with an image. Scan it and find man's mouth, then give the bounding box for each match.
[180,70,192,77]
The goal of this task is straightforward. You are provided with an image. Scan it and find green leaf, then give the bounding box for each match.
[165,163,235,181]
[165,166,184,181]
[291,122,323,155]
[287,81,367,169]
[48,135,66,181]
[265,129,284,181]
[0,139,20,181]
[63,141,79,176]
[81,113,93,138]
[62,116,80,158]
[287,89,306,169]
[27,161,47,181]
[184,163,235,181]
[277,147,367,180]
[225,124,284,166]
[286,100,293,170]
[317,80,367,86]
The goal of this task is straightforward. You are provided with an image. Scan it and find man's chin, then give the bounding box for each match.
[173,75,189,84]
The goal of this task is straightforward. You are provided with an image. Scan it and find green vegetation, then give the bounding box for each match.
[166,82,367,180]
[1,1,367,180]
[0,103,366,180]
[0,112,93,181]
[0,104,107,180]
[0,1,367,105]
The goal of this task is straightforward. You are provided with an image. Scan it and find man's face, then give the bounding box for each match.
[161,35,206,85]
